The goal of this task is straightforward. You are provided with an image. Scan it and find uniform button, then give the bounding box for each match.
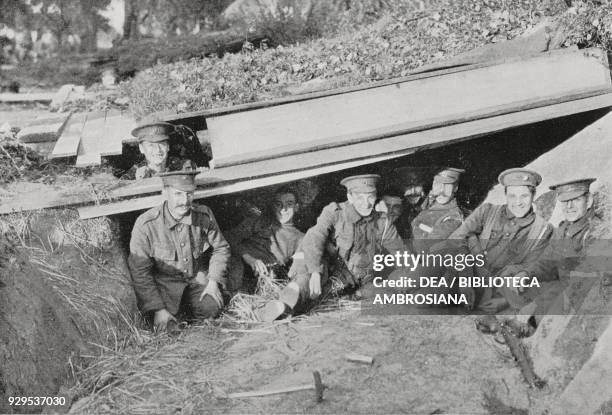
[183,269,187,273]
[184,258,189,262]
[505,233,510,237]
[181,242,185,247]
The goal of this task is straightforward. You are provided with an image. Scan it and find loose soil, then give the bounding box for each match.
[70,311,539,414]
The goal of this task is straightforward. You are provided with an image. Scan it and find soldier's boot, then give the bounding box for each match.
[259,282,301,322]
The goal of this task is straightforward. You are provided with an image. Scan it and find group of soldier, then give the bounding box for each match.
[126,120,606,335]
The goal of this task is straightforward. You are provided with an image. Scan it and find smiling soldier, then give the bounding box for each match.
[122,121,195,180]
[225,186,304,292]
[445,168,553,311]
[128,171,230,332]
[260,174,405,321]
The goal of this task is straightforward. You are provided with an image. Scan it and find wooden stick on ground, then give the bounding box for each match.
[227,384,314,399]
[345,353,374,365]
[226,370,324,402]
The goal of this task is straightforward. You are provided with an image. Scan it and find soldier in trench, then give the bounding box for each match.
[128,171,230,331]
[410,167,466,253]
[442,168,554,311]
[224,186,305,293]
[260,174,405,321]
[121,119,206,180]
[495,177,611,333]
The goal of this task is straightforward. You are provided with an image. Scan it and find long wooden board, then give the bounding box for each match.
[98,111,136,156]
[77,153,400,218]
[50,113,88,158]
[207,48,611,168]
[75,111,107,167]
[0,92,54,103]
[76,92,612,219]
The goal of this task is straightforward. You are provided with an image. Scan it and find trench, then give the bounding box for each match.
[1,108,608,414]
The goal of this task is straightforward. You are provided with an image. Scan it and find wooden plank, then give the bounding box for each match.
[98,112,137,156]
[75,111,107,167]
[50,113,88,158]
[0,92,54,103]
[226,384,314,399]
[161,47,589,128]
[77,154,399,219]
[211,87,612,168]
[16,112,72,143]
[207,48,610,167]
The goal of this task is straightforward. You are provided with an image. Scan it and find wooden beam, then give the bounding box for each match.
[50,113,88,158]
[0,92,54,103]
[211,87,612,168]
[75,111,107,167]
[77,153,401,219]
[98,111,136,156]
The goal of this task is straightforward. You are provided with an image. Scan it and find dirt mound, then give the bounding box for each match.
[0,209,136,414]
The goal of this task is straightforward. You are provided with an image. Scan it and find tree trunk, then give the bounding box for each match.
[122,0,139,41]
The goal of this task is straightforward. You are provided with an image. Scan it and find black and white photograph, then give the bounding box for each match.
[1,0,612,414]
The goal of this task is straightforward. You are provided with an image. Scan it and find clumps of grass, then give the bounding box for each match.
[67,324,228,414]
[0,208,138,352]
[223,274,285,323]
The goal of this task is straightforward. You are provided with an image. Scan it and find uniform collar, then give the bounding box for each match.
[503,205,535,226]
[560,208,593,238]
[163,202,193,229]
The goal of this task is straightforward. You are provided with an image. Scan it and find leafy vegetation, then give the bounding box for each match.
[124,0,563,119]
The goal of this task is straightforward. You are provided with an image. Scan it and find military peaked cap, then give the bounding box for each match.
[550,178,596,202]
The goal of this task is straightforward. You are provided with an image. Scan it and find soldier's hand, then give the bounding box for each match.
[252,259,269,277]
[245,255,268,277]
[153,309,176,332]
[460,287,476,310]
[309,272,322,299]
[201,280,223,308]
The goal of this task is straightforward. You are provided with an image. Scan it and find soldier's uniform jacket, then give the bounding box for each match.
[301,201,405,281]
[411,198,464,252]
[504,209,607,313]
[395,198,425,240]
[121,157,194,181]
[226,215,304,266]
[448,203,552,276]
[522,209,599,281]
[128,202,230,315]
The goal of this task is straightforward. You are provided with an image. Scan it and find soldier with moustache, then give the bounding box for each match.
[411,167,465,253]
